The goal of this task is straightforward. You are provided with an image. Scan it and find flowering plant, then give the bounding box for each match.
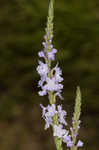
[37,0,83,150]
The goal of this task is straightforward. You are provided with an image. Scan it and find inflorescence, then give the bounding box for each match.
[36,0,83,150]
[37,34,83,149]
[37,36,63,99]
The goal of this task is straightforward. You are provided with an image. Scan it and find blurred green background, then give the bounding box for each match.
[0,0,99,150]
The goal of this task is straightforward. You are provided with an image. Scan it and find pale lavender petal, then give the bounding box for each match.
[38,90,47,96]
[54,125,66,138]
[77,140,83,147]
[37,61,49,76]
[52,48,57,53]
[38,51,45,57]
[47,51,55,60]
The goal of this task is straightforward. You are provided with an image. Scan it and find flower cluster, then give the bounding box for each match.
[37,1,84,149]
[37,34,83,149]
[70,124,83,147]
[40,104,74,147]
[37,36,63,99]
[40,104,83,148]
[40,104,67,129]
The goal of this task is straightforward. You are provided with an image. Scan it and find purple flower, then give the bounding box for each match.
[77,125,80,129]
[57,105,67,125]
[52,48,57,53]
[37,61,49,76]
[38,76,46,87]
[63,134,74,147]
[49,38,52,43]
[43,78,57,91]
[77,140,83,147]
[40,104,53,129]
[70,127,78,137]
[38,90,47,96]
[38,51,45,58]
[42,42,48,50]
[47,51,55,60]
[63,134,70,143]
[70,127,73,132]
[40,104,57,129]
[44,35,47,40]
[67,140,74,147]
[44,116,53,129]
[47,48,57,60]
[53,125,66,138]
[43,77,63,92]
[54,65,63,82]
[40,104,47,117]
[47,104,57,117]
[49,44,53,49]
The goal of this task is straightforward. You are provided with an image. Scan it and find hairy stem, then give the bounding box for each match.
[49,92,63,150]
[45,0,63,150]
[71,87,82,150]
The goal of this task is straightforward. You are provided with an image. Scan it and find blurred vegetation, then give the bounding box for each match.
[0,0,99,150]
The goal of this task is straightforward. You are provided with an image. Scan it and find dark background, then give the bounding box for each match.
[0,0,99,150]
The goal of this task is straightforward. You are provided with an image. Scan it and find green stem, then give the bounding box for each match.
[71,87,82,150]
[45,0,63,150]
[49,91,63,150]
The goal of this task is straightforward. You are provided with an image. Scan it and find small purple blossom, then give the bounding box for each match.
[67,140,74,147]
[37,61,49,77]
[54,65,63,82]
[49,44,53,49]
[74,132,78,137]
[47,51,55,60]
[40,104,57,129]
[63,134,74,147]
[70,127,73,132]
[44,35,47,40]
[38,76,46,87]
[40,104,47,117]
[42,42,48,50]
[57,105,67,125]
[47,48,57,60]
[43,77,63,92]
[49,39,52,43]
[38,90,47,96]
[43,78,57,91]
[47,104,57,117]
[52,48,57,53]
[38,51,45,58]
[77,140,83,147]
[77,125,80,129]
[70,127,77,137]
[44,116,53,129]
[53,125,66,138]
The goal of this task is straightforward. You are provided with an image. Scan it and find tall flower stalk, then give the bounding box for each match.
[37,0,84,150]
